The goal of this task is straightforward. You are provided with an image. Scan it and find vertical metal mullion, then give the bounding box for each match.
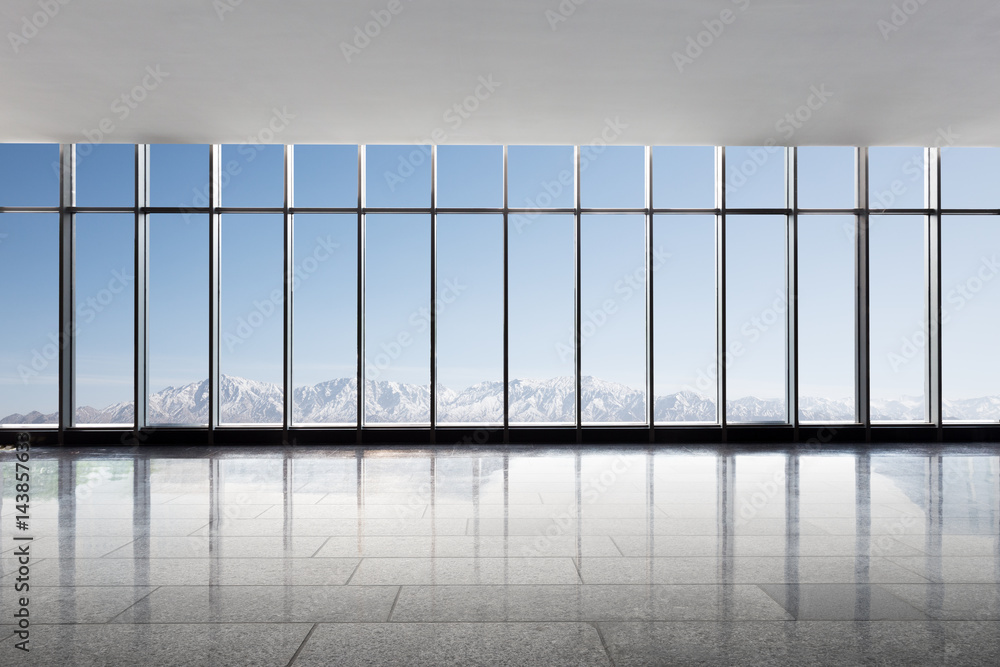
[927,147,942,431]
[283,145,294,434]
[58,144,75,434]
[208,145,221,435]
[787,147,798,432]
[502,145,510,441]
[574,145,582,440]
[646,145,654,440]
[717,146,727,435]
[357,146,365,440]
[134,144,148,433]
[857,147,871,436]
[429,145,437,443]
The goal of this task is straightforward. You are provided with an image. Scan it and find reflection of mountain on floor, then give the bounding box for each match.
[4,375,1000,424]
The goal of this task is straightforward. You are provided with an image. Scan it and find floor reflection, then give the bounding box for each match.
[1,446,999,665]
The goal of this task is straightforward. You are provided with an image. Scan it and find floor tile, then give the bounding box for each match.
[110,585,398,623]
[757,583,930,620]
[879,583,1000,620]
[293,622,612,666]
[26,557,360,586]
[597,620,1000,666]
[101,535,329,559]
[0,586,155,624]
[0,623,311,667]
[391,584,791,622]
[348,557,581,585]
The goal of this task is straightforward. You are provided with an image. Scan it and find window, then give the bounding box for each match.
[220,214,284,425]
[725,215,787,423]
[365,145,431,209]
[5,141,1000,434]
[581,214,646,423]
[364,214,430,424]
[652,146,715,209]
[292,214,358,425]
[797,215,856,422]
[148,214,208,425]
[508,214,575,424]
[74,213,134,425]
[942,216,1000,421]
[869,215,926,422]
[435,214,504,425]
[0,213,59,425]
[869,147,925,211]
[653,214,718,423]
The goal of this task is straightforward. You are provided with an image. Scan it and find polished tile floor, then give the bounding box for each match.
[1,444,999,666]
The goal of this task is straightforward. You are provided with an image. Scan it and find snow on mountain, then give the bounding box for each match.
[4,376,1000,425]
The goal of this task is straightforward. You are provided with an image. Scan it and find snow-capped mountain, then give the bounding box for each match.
[3,375,999,425]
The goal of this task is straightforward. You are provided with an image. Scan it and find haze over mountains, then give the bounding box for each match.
[3,375,998,425]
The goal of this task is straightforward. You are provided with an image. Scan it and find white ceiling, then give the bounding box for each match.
[2,0,998,146]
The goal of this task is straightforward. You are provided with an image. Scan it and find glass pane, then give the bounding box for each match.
[580,146,644,209]
[364,214,430,424]
[869,147,925,211]
[148,214,208,426]
[437,146,502,208]
[149,144,209,208]
[220,144,283,207]
[941,147,1000,209]
[652,146,714,209]
[76,144,134,207]
[581,214,646,423]
[725,146,785,209]
[798,215,856,422]
[725,215,787,423]
[0,143,59,207]
[292,214,357,425]
[869,215,926,422]
[365,145,431,208]
[220,214,284,425]
[797,147,854,209]
[75,213,134,424]
[0,213,59,425]
[507,146,574,210]
[942,216,1000,421]
[653,214,717,423]
[293,145,358,208]
[508,214,575,424]
[436,214,504,425]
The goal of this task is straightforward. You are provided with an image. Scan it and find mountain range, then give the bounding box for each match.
[3,375,999,425]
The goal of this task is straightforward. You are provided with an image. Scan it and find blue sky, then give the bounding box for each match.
[2,143,999,424]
